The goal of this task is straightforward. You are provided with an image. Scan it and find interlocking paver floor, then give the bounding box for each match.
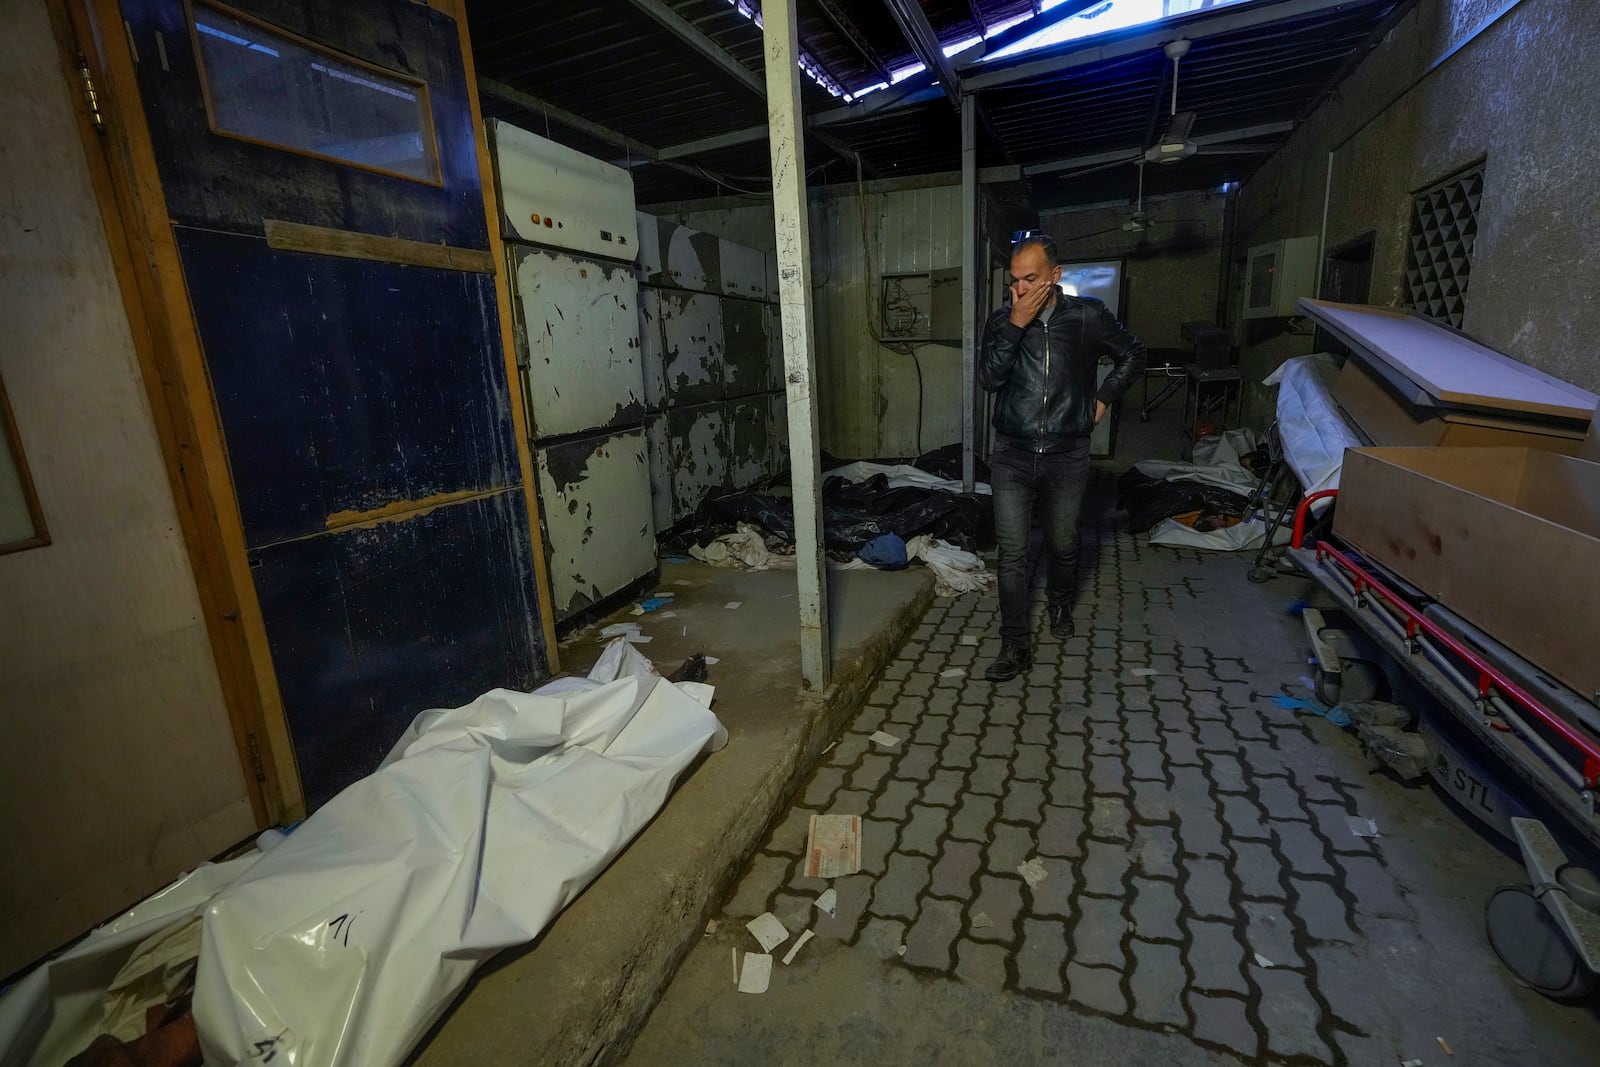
[627,472,1600,1066]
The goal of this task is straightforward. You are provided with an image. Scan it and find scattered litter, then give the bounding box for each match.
[814,888,837,917]
[971,912,993,930]
[629,605,646,616]
[868,730,902,748]
[805,814,862,878]
[638,595,675,613]
[1436,1036,1453,1056]
[705,919,718,935]
[725,601,743,610]
[1346,816,1381,839]
[737,952,772,994]
[1358,724,1429,781]
[781,930,815,966]
[659,611,677,619]
[683,626,688,637]
[624,634,653,645]
[940,668,965,678]
[731,947,739,984]
[599,623,642,639]
[959,635,978,646]
[673,580,692,586]
[895,945,906,957]
[1254,953,1274,968]
[823,740,838,754]
[1131,668,1159,677]
[746,912,790,952]
[1016,858,1048,887]
[1273,692,1353,729]
[705,656,721,665]
[1401,1060,1424,1066]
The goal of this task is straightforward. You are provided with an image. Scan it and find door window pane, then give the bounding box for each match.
[192,2,440,184]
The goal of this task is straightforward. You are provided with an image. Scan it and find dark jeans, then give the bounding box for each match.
[991,438,1091,647]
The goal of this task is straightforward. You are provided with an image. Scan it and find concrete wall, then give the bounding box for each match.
[1041,190,1229,351]
[1234,0,1600,419]
[0,0,255,976]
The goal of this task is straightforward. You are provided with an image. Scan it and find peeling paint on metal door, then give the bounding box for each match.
[719,239,767,300]
[722,298,767,399]
[666,403,727,522]
[644,414,672,536]
[666,223,721,292]
[639,287,667,409]
[661,291,724,405]
[724,395,769,489]
[514,246,643,438]
[535,428,654,619]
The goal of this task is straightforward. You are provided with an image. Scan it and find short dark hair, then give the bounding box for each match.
[1010,232,1059,268]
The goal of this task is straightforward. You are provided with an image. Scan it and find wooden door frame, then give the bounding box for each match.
[49,0,563,828]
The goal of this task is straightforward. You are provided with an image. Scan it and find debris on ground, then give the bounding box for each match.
[693,524,786,570]
[805,814,862,878]
[940,668,965,678]
[667,654,709,684]
[1273,692,1354,728]
[1347,816,1381,839]
[1017,858,1048,887]
[858,532,909,570]
[725,601,742,610]
[1437,1036,1454,1056]
[1254,953,1275,968]
[1132,668,1159,677]
[781,931,814,966]
[599,622,642,640]
[735,951,772,994]
[971,912,993,929]
[868,731,902,748]
[959,635,978,646]
[638,594,675,613]
[814,888,837,917]
[1359,724,1430,781]
[705,920,718,935]
[746,913,790,952]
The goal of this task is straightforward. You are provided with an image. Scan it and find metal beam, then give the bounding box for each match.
[880,0,962,106]
[625,0,766,97]
[813,0,894,85]
[761,0,830,691]
[812,79,946,126]
[964,0,1387,91]
[657,124,768,161]
[960,94,978,495]
[1019,121,1297,176]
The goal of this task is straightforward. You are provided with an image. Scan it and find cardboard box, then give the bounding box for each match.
[1334,446,1600,700]
[1333,360,1587,454]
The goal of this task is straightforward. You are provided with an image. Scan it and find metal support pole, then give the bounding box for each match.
[961,93,978,495]
[762,0,831,691]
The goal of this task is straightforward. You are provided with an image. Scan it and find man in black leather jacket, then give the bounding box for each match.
[978,234,1146,680]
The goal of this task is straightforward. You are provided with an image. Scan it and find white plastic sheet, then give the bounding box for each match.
[822,461,992,496]
[1134,428,1261,493]
[906,535,995,596]
[1148,515,1292,552]
[0,642,724,1067]
[1264,353,1362,497]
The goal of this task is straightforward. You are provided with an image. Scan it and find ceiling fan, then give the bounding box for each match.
[1049,39,1284,180]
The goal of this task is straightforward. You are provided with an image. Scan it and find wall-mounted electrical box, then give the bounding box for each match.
[489,118,638,262]
[1243,235,1319,319]
[880,268,962,343]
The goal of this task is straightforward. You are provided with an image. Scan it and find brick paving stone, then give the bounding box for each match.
[923,768,966,808]
[969,875,1024,943]
[1293,876,1355,942]
[1082,838,1131,896]
[1195,720,1242,754]
[1129,940,1187,1026]
[1123,712,1161,746]
[977,724,1020,759]
[870,854,931,920]
[881,659,913,681]
[1130,878,1183,940]
[1122,686,1154,711]
[1169,764,1212,807]
[1272,820,1335,876]
[925,689,959,715]
[726,854,790,918]
[866,679,902,706]
[955,938,1010,990]
[1038,805,1085,858]
[1230,839,1287,900]
[885,700,922,727]
[1053,733,1087,769]
[1057,706,1089,734]
[1130,779,1175,823]
[1066,963,1127,1015]
[1088,754,1130,797]
[940,734,979,770]
[1124,742,1166,782]
[929,840,983,898]
[1133,825,1180,879]
[949,793,999,842]
[1255,775,1309,821]
[771,890,814,936]
[901,896,965,969]
[826,734,870,768]
[1027,859,1078,919]
[1186,918,1248,993]
[1002,780,1047,825]
[1017,918,1068,994]
[969,756,1011,796]
[1307,801,1376,856]
[987,822,1035,873]
[1221,795,1271,842]
[1089,796,1132,842]
[911,713,952,747]
[873,780,919,823]
[950,705,987,735]
[902,674,934,698]
[894,743,939,783]
[1188,993,1258,1059]
[859,817,899,876]
[763,806,815,856]
[1012,744,1051,781]
[858,917,908,960]
[1024,687,1056,716]
[1205,752,1248,793]
[1182,856,1234,919]
[1088,717,1125,746]
[1255,966,1332,1062]
[1242,900,1299,967]
[901,804,951,856]
[1175,803,1228,858]
[802,766,846,808]
[812,873,872,940]
[1341,853,1414,919]
[1018,715,1053,747]
[1069,894,1126,969]
[828,788,873,816]
[1187,691,1225,719]
[989,697,1023,726]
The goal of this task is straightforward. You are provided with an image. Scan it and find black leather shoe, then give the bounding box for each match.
[1049,605,1075,639]
[985,644,1032,681]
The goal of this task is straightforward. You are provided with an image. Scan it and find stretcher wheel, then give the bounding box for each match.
[1484,885,1597,1001]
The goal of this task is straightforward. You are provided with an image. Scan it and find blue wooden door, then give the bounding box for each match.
[121,0,547,808]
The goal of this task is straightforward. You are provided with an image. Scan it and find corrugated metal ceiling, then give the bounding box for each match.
[465,0,1402,210]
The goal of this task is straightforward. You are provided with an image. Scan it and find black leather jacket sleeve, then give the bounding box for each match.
[1092,301,1147,405]
[977,312,1026,393]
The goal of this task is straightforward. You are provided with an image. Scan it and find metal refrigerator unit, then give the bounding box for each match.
[489,120,655,623]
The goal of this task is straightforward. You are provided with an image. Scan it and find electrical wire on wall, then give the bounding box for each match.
[856,160,931,457]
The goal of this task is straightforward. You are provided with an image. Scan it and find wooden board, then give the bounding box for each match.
[1301,300,1597,420]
